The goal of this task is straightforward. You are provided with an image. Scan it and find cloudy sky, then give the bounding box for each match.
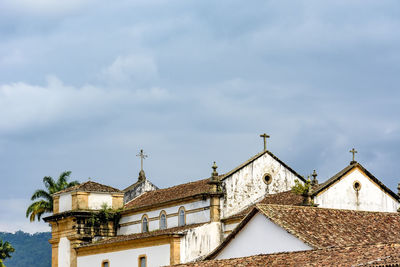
[1,0,400,233]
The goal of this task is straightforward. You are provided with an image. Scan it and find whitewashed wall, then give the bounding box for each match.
[59,193,72,213]
[314,168,399,212]
[222,222,240,238]
[77,244,170,267]
[58,237,71,267]
[88,193,113,210]
[222,153,302,218]
[118,199,210,235]
[216,213,311,260]
[180,222,222,263]
[124,179,159,204]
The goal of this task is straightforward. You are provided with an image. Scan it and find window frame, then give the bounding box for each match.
[138,254,147,267]
[262,173,273,185]
[101,260,110,267]
[159,210,167,230]
[178,206,186,226]
[141,214,149,233]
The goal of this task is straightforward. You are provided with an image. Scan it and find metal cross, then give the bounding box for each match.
[349,148,357,162]
[136,149,148,171]
[260,133,270,151]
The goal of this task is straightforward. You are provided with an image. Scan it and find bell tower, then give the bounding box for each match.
[44,181,124,267]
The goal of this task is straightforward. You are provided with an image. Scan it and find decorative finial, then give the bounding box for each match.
[208,161,221,185]
[136,149,148,171]
[136,149,148,182]
[302,178,314,206]
[349,148,358,164]
[311,170,318,186]
[260,133,270,152]
[212,161,218,177]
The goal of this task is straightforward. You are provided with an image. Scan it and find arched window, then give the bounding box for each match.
[160,211,167,230]
[178,207,186,226]
[102,260,109,267]
[142,215,149,233]
[138,255,147,267]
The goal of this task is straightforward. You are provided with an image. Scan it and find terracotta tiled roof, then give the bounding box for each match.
[79,223,207,248]
[124,178,215,210]
[54,181,121,195]
[256,204,400,249]
[171,243,400,267]
[124,150,303,211]
[211,204,400,259]
[313,162,399,201]
[223,191,304,221]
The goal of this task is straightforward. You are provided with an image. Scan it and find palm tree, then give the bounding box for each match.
[26,171,80,221]
[0,239,15,267]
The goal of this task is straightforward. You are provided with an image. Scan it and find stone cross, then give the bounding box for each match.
[136,149,148,171]
[260,133,270,151]
[350,148,357,163]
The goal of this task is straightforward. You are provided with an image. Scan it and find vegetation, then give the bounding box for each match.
[0,231,50,267]
[26,171,79,221]
[0,238,15,267]
[291,179,312,196]
[86,204,122,235]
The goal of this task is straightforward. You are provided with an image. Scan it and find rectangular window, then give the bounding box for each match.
[139,256,146,267]
[102,260,109,267]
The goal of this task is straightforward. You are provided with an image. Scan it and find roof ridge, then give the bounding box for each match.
[256,203,400,215]
[313,162,399,201]
[54,180,121,195]
[221,150,305,182]
[142,177,210,193]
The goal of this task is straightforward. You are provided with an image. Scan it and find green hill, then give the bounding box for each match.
[0,231,51,267]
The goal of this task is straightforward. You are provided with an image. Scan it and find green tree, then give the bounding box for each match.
[0,239,15,267]
[26,171,79,221]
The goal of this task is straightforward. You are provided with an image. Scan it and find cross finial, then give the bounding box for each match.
[136,149,148,171]
[349,148,357,164]
[260,133,270,151]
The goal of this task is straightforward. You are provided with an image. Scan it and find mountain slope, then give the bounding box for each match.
[0,231,51,267]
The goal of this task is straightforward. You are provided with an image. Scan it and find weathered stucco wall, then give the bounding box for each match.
[314,168,399,212]
[180,222,222,263]
[77,244,170,267]
[216,213,311,260]
[222,153,301,219]
[58,237,71,267]
[118,199,210,235]
[59,193,72,213]
[222,221,240,238]
[124,179,158,204]
[88,193,113,210]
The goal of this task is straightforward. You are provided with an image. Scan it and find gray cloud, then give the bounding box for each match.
[1,0,400,233]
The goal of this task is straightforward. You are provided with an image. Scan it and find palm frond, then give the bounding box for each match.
[26,200,51,222]
[27,171,80,223]
[30,189,52,202]
[57,171,72,189]
[42,176,56,192]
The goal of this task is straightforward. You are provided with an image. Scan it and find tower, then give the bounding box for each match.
[44,181,124,267]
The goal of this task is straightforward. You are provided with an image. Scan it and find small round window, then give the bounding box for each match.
[353,181,361,191]
[263,173,272,185]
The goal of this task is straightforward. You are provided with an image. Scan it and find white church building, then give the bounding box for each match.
[44,138,400,267]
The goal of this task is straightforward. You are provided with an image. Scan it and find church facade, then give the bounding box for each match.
[44,143,400,267]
